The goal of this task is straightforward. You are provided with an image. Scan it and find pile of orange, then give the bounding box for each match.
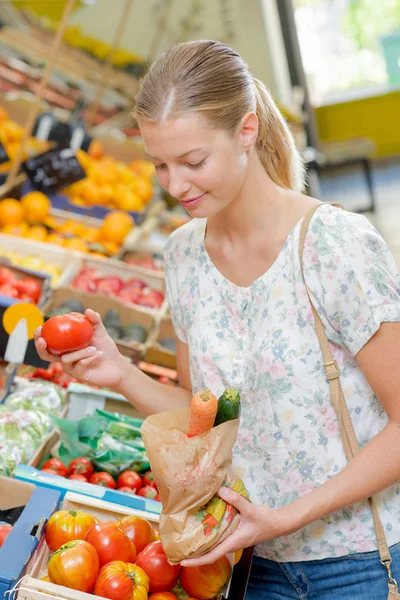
[0,108,50,174]
[64,148,156,213]
[0,192,134,257]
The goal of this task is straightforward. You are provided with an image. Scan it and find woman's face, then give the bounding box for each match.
[139,112,255,218]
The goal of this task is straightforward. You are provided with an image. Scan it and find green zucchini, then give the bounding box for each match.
[213,388,241,426]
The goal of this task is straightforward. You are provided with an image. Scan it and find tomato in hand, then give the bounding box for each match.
[85,521,136,567]
[180,555,232,600]
[90,472,116,488]
[0,525,12,548]
[94,561,149,600]
[45,509,98,552]
[68,457,94,479]
[48,540,99,593]
[41,313,94,355]
[116,515,155,554]
[117,470,143,492]
[68,473,89,482]
[135,541,180,593]
[42,458,68,477]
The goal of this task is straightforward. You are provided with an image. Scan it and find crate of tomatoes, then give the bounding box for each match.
[17,492,242,600]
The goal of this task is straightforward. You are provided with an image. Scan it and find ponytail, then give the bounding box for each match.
[253,78,305,192]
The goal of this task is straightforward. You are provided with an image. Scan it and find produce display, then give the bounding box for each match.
[36,502,232,599]
[66,151,155,214]
[0,111,50,174]
[0,265,42,303]
[72,267,165,310]
[0,378,66,476]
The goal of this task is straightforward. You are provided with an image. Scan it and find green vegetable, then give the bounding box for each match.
[213,388,241,427]
[121,323,147,343]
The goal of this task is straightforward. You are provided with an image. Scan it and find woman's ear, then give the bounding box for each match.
[238,112,259,151]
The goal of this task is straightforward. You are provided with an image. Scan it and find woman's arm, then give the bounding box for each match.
[182,322,400,566]
[116,339,192,416]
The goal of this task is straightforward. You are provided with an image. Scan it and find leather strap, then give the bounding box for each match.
[298,202,397,587]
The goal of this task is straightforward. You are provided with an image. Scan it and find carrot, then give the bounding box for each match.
[186,389,218,438]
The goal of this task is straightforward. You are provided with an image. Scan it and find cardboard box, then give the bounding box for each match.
[43,286,156,355]
[14,464,161,515]
[0,477,60,599]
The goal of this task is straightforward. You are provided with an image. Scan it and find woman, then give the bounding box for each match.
[35,41,400,599]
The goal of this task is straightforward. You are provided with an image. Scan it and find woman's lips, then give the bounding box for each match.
[179,193,206,209]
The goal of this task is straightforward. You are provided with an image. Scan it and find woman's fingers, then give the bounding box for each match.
[60,346,96,366]
[34,334,58,363]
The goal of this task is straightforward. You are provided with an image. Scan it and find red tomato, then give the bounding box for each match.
[118,486,134,493]
[137,485,158,500]
[42,458,68,477]
[0,267,17,286]
[68,457,94,479]
[41,313,94,355]
[155,494,161,502]
[45,509,98,552]
[148,593,178,600]
[15,278,41,303]
[96,276,123,296]
[142,470,157,488]
[123,278,147,291]
[85,521,136,567]
[116,515,155,554]
[135,541,180,593]
[68,474,88,482]
[117,470,143,492]
[41,468,61,476]
[90,472,116,488]
[180,556,232,600]
[48,540,99,593]
[0,525,12,548]
[0,283,19,298]
[94,561,149,600]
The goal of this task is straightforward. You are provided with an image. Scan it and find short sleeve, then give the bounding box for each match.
[302,207,400,355]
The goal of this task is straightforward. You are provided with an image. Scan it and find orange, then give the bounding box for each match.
[102,241,120,255]
[46,233,65,246]
[75,149,92,173]
[63,238,89,252]
[100,211,134,244]
[25,225,48,242]
[0,120,24,144]
[116,191,143,212]
[82,227,101,243]
[0,198,25,226]
[21,191,51,223]
[130,159,155,179]
[75,179,102,206]
[133,178,154,203]
[2,223,29,237]
[5,142,26,162]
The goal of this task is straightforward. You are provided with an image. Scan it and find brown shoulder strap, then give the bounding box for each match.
[298,202,394,572]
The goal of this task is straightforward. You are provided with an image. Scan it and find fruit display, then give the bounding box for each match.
[0,193,134,257]
[0,378,66,477]
[121,251,164,273]
[72,267,165,311]
[33,498,232,600]
[0,265,43,303]
[64,151,156,215]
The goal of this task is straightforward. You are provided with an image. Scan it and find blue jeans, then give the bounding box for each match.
[245,542,400,599]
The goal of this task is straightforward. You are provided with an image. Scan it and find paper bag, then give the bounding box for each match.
[141,407,248,564]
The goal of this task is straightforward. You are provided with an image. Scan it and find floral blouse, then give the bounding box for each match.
[164,204,400,562]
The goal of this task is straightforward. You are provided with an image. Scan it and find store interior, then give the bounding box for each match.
[0,1,399,598]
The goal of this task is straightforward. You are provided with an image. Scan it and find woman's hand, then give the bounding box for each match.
[180,487,287,567]
[34,309,126,390]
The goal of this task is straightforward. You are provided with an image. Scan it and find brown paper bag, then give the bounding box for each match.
[141,407,248,564]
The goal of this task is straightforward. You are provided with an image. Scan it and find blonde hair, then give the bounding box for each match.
[135,40,305,192]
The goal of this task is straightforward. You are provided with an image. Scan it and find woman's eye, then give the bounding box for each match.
[187,159,206,169]
[154,164,166,171]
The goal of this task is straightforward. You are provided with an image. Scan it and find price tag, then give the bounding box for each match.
[0,142,9,164]
[22,147,85,193]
